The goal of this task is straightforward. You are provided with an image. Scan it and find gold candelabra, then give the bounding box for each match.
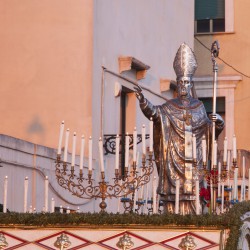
[55,152,154,212]
[200,158,237,185]
[195,159,237,189]
[194,156,238,213]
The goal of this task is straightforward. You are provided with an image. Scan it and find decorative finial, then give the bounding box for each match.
[178,234,197,250]
[54,233,71,250]
[116,233,134,250]
[0,233,8,249]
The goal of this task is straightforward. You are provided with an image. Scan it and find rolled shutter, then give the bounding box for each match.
[195,0,225,20]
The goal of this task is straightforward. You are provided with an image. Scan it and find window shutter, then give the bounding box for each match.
[201,97,225,113]
[195,0,225,20]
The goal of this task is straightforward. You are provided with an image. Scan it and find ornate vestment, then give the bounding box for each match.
[140,97,224,214]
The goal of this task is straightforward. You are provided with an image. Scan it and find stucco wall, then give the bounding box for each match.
[92,0,195,159]
[194,0,250,151]
[0,1,195,210]
[0,134,98,213]
[0,0,93,151]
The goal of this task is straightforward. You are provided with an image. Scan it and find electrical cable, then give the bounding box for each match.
[195,36,250,78]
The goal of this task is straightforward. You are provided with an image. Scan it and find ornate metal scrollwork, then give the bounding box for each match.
[116,233,134,250]
[55,152,154,212]
[103,134,149,155]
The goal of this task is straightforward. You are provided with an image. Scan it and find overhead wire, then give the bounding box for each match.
[194,36,250,78]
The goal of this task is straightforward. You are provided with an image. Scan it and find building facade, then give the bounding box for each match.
[0,0,195,213]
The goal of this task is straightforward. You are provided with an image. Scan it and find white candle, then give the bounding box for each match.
[51,198,55,213]
[223,137,228,162]
[248,169,250,201]
[218,162,221,197]
[149,118,153,152]
[229,183,232,201]
[136,152,139,167]
[221,182,224,214]
[140,167,144,199]
[210,182,213,212]
[240,180,243,202]
[233,135,237,159]
[242,156,246,201]
[152,176,157,213]
[57,121,65,155]
[117,197,120,213]
[71,132,77,167]
[125,133,129,168]
[192,134,197,159]
[133,187,137,213]
[143,183,149,214]
[233,168,238,200]
[156,194,160,214]
[115,135,120,170]
[227,151,231,186]
[128,163,131,175]
[66,207,70,214]
[175,178,180,214]
[24,177,28,213]
[79,135,85,170]
[63,129,70,162]
[213,141,217,166]
[195,178,200,215]
[202,135,206,163]
[44,176,49,212]
[117,180,122,213]
[88,136,92,171]
[3,176,8,213]
[133,127,137,162]
[142,124,146,155]
[99,137,104,172]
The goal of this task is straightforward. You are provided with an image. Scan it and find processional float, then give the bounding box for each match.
[55,41,239,214]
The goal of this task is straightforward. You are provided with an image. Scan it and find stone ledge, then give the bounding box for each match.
[118,56,150,80]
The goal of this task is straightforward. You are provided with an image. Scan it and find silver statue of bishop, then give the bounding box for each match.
[134,43,224,214]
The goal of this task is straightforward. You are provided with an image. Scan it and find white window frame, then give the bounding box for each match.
[225,0,234,32]
[193,75,242,149]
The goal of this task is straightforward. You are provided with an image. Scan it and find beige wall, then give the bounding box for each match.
[194,0,250,151]
[0,0,93,151]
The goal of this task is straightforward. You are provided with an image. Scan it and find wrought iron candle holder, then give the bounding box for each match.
[199,159,237,185]
[55,151,154,212]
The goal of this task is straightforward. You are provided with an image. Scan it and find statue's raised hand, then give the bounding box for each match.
[134,85,144,103]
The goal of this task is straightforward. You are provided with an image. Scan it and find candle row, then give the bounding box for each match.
[200,135,237,164]
[173,178,200,215]
[118,174,158,214]
[57,119,154,173]
[2,176,55,213]
[124,122,153,168]
[216,156,248,213]
[57,121,92,171]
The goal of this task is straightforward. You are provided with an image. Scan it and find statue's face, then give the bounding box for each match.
[177,78,192,97]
